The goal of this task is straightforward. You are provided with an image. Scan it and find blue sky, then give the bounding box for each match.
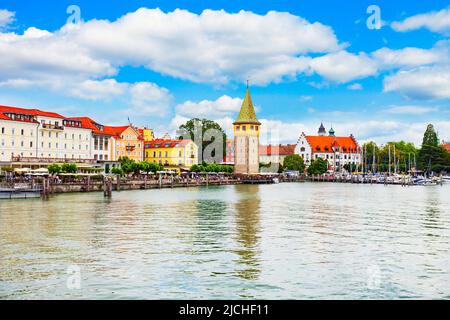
[0,0,449,145]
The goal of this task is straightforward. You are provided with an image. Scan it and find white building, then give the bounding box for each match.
[295,123,361,171]
[0,105,92,163]
[66,117,113,161]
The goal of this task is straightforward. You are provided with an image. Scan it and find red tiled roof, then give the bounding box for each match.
[103,125,144,140]
[103,125,131,138]
[145,139,192,149]
[0,105,65,119]
[442,143,450,152]
[306,136,359,153]
[259,144,296,156]
[67,117,112,136]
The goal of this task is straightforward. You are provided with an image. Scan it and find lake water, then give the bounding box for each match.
[1,183,449,300]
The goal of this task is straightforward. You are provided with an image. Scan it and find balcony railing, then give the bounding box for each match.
[42,123,64,130]
[126,146,136,152]
[11,156,96,164]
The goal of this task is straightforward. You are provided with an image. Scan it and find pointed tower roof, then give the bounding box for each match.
[329,127,335,136]
[318,122,326,135]
[234,86,261,125]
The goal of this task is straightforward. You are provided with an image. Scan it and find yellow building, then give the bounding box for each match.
[139,127,155,142]
[233,86,261,174]
[144,139,198,169]
[106,125,144,162]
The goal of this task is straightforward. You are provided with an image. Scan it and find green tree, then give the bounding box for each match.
[307,158,328,175]
[48,164,61,175]
[111,167,123,176]
[178,118,227,163]
[139,161,152,174]
[61,163,77,174]
[283,154,305,172]
[418,124,449,172]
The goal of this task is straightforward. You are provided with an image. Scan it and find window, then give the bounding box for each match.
[49,132,51,138]
[165,151,168,157]
[30,141,33,148]
[153,151,156,157]
[1,127,4,134]
[250,125,254,130]
[242,126,247,131]
[12,128,15,135]
[236,126,240,131]
[21,129,24,135]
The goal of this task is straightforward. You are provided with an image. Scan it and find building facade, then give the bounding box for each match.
[108,126,144,162]
[144,139,198,168]
[259,144,296,166]
[295,124,361,172]
[233,87,261,174]
[0,105,92,163]
[222,139,235,165]
[67,117,114,161]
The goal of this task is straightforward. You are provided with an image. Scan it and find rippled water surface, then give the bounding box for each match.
[1,183,449,299]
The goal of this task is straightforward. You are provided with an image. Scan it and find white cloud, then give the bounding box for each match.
[386,105,438,115]
[384,67,450,100]
[176,95,243,119]
[0,9,14,28]
[391,7,450,34]
[310,51,378,83]
[373,42,449,69]
[0,27,115,84]
[129,82,173,116]
[347,83,363,90]
[65,8,342,85]
[68,79,127,100]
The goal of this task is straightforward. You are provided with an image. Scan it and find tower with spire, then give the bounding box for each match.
[329,126,335,137]
[233,84,261,174]
[318,123,326,136]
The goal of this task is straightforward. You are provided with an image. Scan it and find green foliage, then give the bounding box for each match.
[307,157,328,175]
[418,124,449,172]
[61,163,77,174]
[343,163,358,173]
[361,140,419,173]
[48,164,62,174]
[283,154,305,172]
[1,166,13,172]
[190,163,233,173]
[178,118,227,162]
[111,167,123,176]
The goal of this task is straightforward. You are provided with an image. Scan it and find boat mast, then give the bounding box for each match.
[372,144,376,173]
[388,144,391,176]
[393,144,397,174]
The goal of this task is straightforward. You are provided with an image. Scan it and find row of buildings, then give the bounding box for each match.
[1,87,362,175]
[229,86,362,174]
[0,105,198,173]
[228,123,361,173]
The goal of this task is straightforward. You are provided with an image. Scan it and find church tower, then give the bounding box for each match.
[234,85,261,175]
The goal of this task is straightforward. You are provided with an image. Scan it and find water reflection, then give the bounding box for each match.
[1,183,450,299]
[234,185,261,280]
